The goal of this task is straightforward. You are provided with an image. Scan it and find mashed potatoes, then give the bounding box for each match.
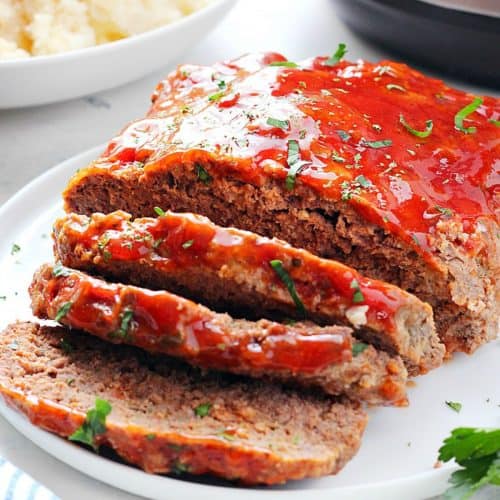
[0,0,211,59]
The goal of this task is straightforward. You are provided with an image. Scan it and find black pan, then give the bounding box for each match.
[331,0,500,88]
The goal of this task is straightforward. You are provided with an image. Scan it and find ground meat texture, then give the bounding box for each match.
[63,53,499,355]
[53,210,443,375]
[0,322,368,485]
[29,264,408,406]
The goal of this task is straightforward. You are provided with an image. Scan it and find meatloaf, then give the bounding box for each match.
[63,52,499,355]
[0,322,367,484]
[30,263,408,405]
[53,210,443,375]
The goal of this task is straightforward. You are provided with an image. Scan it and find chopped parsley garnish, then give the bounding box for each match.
[208,91,225,102]
[355,175,371,188]
[69,398,112,451]
[386,84,406,92]
[352,342,369,357]
[350,279,365,303]
[331,151,345,163]
[217,80,226,89]
[153,238,164,249]
[53,263,71,278]
[0,296,6,301]
[10,243,20,255]
[454,97,483,134]
[195,163,212,184]
[269,60,298,68]
[285,140,309,191]
[182,239,194,249]
[336,130,351,142]
[400,114,434,138]
[324,43,347,66]
[97,234,110,252]
[361,138,393,148]
[55,302,72,322]
[489,119,500,127]
[341,175,372,200]
[194,402,212,418]
[59,338,73,353]
[154,206,166,217]
[266,117,290,130]
[117,308,134,339]
[172,461,190,474]
[438,427,500,499]
[146,433,156,440]
[436,206,454,218]
[269,259,306,317]
[445,401,462,413]
[219,431,236,441]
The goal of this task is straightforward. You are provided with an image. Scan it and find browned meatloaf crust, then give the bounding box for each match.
[0,322,367,485]
[30,263,408,405]
[63,53,499,355]
[53,210,443,375]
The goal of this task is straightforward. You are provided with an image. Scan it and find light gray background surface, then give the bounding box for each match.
[0,1,497,498]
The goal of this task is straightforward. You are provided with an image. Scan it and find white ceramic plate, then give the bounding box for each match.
[0,0,236,109]
[0,146,498,499]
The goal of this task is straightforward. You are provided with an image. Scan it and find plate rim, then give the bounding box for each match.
[0,144,459,499]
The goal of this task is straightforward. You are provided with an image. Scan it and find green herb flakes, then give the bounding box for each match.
[154,206,166,217]
[266,117,290,130]
[69,398,112,451]
[352,342,369,357]
[53,263,71,278]
[59,338,73,353]
[454,97,483,134]
[269,60,298,68]
[400,114,433,138]
[10,244,20,255]
[324,43,347,66]
[336,130,351,142]
[445,401,462,413]
[217,80,226,89]
[194,402,212,418]
[146,433,156,441]
[117,308,134,339]
[285,140,309,190]
[350,279,365,303]
[55,302,72,322]
[331,151,345,163]
[489,119,500,127]
[269,259,306,317]
[361,138,393,148]
[438,427,500,499]
[195,164,212,184]
[208,91,225,102]
[435,206,454,218]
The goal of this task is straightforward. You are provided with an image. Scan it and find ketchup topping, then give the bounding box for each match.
[96,53,499,264]
[40,265,353,374]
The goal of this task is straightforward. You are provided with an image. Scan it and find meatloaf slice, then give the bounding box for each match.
[53,210,442,375]
[63,52,499,355]
[29,263,407,406]
[0,322,367,485]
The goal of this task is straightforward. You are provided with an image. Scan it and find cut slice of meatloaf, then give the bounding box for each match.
[29,263,407,406]
[53,210,443,375]
[0,322,368,485]
[63,52,499,355]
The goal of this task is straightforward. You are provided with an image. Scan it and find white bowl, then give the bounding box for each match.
[0,0,236,109]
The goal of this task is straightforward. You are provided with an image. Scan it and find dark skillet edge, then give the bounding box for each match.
[331,0,500,89]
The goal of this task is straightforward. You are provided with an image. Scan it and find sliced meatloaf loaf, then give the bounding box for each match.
[29,263,407,406]
[63,52,499,355]
[53,210,443,375]
[0,322,367,484]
